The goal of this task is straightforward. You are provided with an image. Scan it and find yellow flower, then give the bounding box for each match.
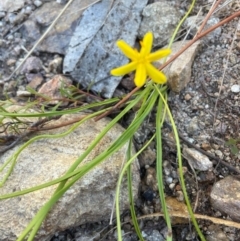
[111,32,171,87]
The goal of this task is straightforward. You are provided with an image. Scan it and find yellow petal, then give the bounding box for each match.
[140,32,153,57]
[147,49,171,62]
[116,40,139,61]
[111,61,138,76]
[146,63,167,84]
[134,63,147,87]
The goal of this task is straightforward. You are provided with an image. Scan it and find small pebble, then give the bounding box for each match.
[165,176,173,184]
[0,12,5,19]
[7,35,14,41]
[184,93,192,101]
[231,84,240,93]
[6,59,16,66]
[16,90,32,97]
[201,143,211,151]
[13,45,22,56]
[34,0,43,7]
[215,150,223,159]
[56,0,67,4]
[7,13,17,24]
[176,191,184,202]
[25,6,33,14]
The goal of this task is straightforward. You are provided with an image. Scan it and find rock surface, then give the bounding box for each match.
[138,2,181,47]
[63,0,148,98]
[0,113,140,240]
[20,56,43,74]
[0,0,26,12]
[206,224,229,241]
[184,16,221,42]
[210,176,240,222]
[183,147,213,171]
[21,0,99,54]
[157,40,201,92]
[38,74,72,105]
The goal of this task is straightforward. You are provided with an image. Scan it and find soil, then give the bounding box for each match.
[0,0,240,241]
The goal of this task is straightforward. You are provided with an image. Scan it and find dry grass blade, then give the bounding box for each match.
[139,212,240,230]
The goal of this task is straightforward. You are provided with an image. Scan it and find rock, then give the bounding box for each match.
[138,2,181,47]
[16,90,32,97]
[142,229,164,241]
[144,167,158,192]
[201,142,211,151]
[38,75,72,105]
[231,84,240,93]
[26,73,44,87]
[63,0,148,98]
[215,121,227,134]
[27,77,44,90]
[20,56,43,74]
[8,8,26,25]
[210,176,240,222]
[198,171,215,183]
[176,190,184,202]
[0,12,5,19]
[184,93,192,101]
[183,147,213,171]
[156,40,201,92]
[48,57,63,74]
[215,150,223,159]
[138,147,156,167]
[20,0,89,54]
[187,116,200,135]
[184,16,221,41]
[0,113,140,240]
[206,224,229,241]
[0,0,25,12]
[33,0,43,7]
[20,19,42,44]
[6,58,16,66]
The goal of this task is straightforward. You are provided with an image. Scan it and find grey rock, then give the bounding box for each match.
[156,40,201,92]
[142,230,164,241]
[0,112,140,240]
[183,147,213,171]
[9,9,26,25]
[138,2,181,47]
[6,13,17,24]
[0,12,5,19]
[24,6,33,15]
[184,16,221,41]
[33,0,43,7]
[0,0,25,12]
[210,176,240,222]
[206,224,229,241]
[20,56,43,74]
[20,19,42,43]
[63,0,148,98]
[48,57,63,74]
[21,0,98,54]
[187,116,200,135]
[26,73,44,89]
[138,147,156,167]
